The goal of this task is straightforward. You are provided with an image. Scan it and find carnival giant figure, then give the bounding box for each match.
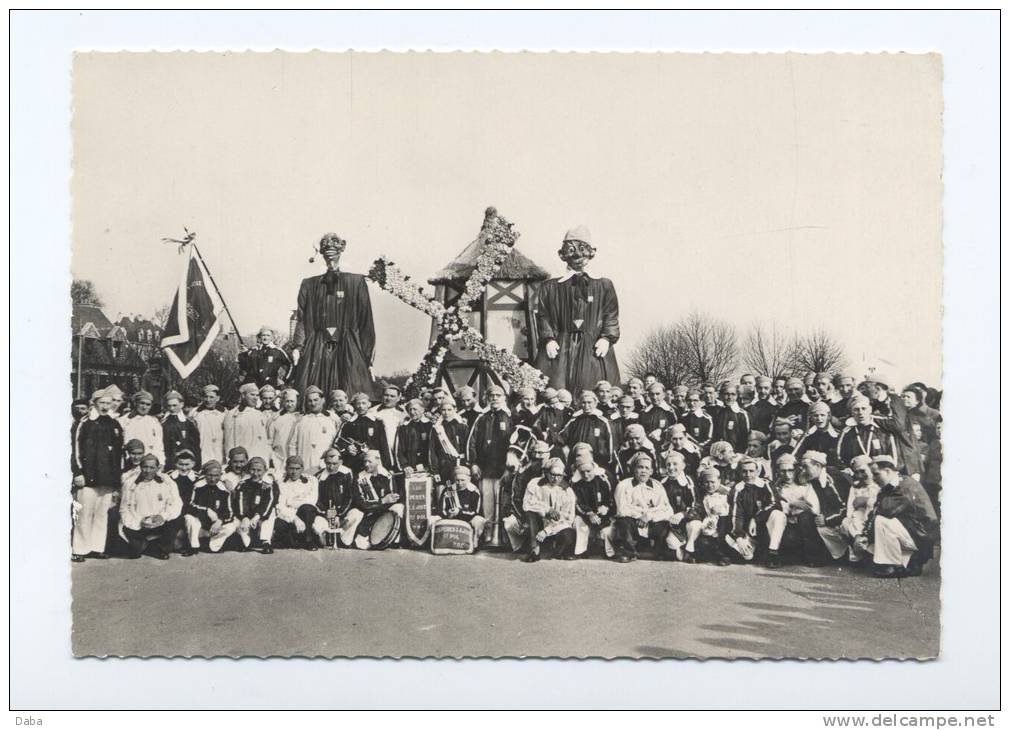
[291,233,376,399]
[534,226,621,394]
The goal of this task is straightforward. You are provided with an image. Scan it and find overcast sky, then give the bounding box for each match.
[72,52,942,387]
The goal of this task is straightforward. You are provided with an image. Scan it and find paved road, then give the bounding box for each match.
[72,548,940,658]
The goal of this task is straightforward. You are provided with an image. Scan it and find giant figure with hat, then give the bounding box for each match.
[534,226,621,394]
[290,233,376,399]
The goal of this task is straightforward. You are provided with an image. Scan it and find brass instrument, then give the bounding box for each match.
[323,506,339,548]
[444,482,462,517]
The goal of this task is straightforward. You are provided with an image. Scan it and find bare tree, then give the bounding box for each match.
[789,328,848,375]
[624,324,692,387]
[742,321,797,378]
[678,311,739,386]
[71,279,103,307]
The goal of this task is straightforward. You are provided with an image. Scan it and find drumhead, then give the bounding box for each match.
[368,510,400,549]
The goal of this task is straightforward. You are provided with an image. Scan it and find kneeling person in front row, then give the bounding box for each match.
[231,456,278,554]
[274,455,321,551]
[432,466,487,547]
[521,458,577,562]
[612,452,676,563]
[347,449,404,550]
[764,453,827,569]
[119,454,184,560]
[184,460,237,554]
[312,448,356,548]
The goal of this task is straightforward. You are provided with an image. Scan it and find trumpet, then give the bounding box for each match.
[444,483,462,517]
[334,435,369,454]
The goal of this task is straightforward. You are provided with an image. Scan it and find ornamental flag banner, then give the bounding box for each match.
[160,244,224,379]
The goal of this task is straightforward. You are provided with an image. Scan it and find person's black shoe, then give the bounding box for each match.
[683,553,697,564]
[152,550,170,560]
[261,544,274,555]
[873,565,899,578]
[71,554,85,563]
[766,553,782,569]
[904,562,922,577]
[180,548,197,557]
[90,552,109,560]
[305,543,319,552]
[522,552,540,563]
[806,560,826,569]
[561,553,578,560]
[717,556,732,567]
[616,554,635,563]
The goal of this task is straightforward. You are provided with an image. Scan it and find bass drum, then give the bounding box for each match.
[367,510,401,550]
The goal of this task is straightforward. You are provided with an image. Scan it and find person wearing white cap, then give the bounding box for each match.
[799,450,848,562]
[121,390,165,466]
[533,226,622,395]
[764,453,826,569]
[869,455,938,578]
[223,382,271,464]
[71,388,124,562]
[192,384,226,464]
[238,326,291,389]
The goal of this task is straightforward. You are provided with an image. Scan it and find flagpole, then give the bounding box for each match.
[190,243,246,349]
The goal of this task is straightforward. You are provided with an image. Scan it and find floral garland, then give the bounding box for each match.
[369,207,548,396]
[458,327,549,393]
[456,210,518,313]
[368,257,446,320]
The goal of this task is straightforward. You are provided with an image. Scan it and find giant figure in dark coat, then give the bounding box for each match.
[290,233,376,400]
[534,227,621,394]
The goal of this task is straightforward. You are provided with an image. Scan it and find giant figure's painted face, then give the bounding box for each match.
[558,240,596,270]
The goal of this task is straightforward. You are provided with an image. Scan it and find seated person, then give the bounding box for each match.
[870,455,939,578]
[432,465,487,547]
[764,453,827,569]
[520,457,577,562]
[743,430,773,482]
[312,448,356,548]
[659,452,696,560]
[346,450,404,550]
[502,440,553,553]
[231,456,278,554]
[184,460,237,554]
[799,450,848,562]
[274,455,320,551]
[168,449,199,555]
[221,446,249,493]
[726,457,777,563]
[118,454,183,560]
[571,458,615,558]
[699,440,739,489]
[840,455,880,563]
[612,452,676,563]
[683,467,732,565]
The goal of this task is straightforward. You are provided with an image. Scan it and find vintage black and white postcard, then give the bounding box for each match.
[69,50,943,660]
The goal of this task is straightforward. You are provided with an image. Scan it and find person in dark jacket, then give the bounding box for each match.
[746,377,778,436]
[638,382,678,446]
[167,449,199,555]
[712,384,751,454]
[429,401,473,485]
[465,385,513,546]
[72,389,124,562]
[432,466,487,547]
[560,390,615,473]
[346,450,403,550]
[231,457,278,554]
[861,377,923,478]
[837,395,899,469]
[339,392,393,473]
[502,440,553,553]
[776,377,810,431]
[764,453,826,569]
[869,455,939,578]
[660,451,696,560]
[794,402,842,469]
[571,459,615,557]
[681,390,714,453]
[312,448,357,547]
[453,386,484,435]
[184,460,237,554]
[800,451,848,562]
[161,390,201,471]
[238,326,292,389]
[394,399,433,475]
[727,458,777,562]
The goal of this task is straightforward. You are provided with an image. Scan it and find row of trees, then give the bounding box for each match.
[624,311,848,387]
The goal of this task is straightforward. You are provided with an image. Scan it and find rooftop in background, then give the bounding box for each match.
[428,208,550,285]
